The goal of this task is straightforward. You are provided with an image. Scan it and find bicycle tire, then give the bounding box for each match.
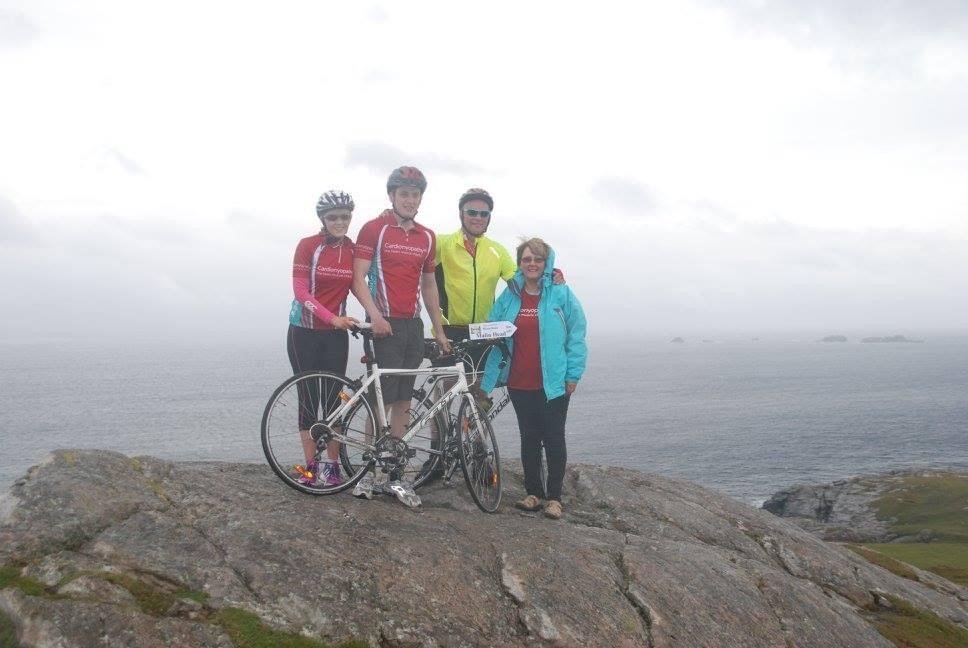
[456,396,502,512]
[261,371,376,495]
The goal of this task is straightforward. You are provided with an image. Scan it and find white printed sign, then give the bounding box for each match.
[469,321,517,340]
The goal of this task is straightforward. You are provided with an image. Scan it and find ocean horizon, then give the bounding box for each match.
[2,332,966,505]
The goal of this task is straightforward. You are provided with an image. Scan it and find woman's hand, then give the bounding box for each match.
[566,382,577,395]
[330,315,360,330]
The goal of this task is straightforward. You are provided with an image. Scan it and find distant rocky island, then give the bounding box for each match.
[817,335,926,343]
[670,336,685,343]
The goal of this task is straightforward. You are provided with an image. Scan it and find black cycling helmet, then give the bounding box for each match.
[315,190,354,220]
[386,166,427,194]
[458,187,493,211]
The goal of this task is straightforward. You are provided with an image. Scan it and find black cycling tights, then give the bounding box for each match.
[286,325,349,429]
[508,389,570,502]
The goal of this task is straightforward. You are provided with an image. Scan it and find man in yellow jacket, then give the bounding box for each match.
[435,187,516,350]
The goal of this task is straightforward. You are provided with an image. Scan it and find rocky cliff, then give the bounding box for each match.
[761,470,963,543]
[1,450,966,647]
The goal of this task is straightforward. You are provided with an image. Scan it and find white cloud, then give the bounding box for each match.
[0,195,37,244]
[0,9,37,49]
[590,177,658,217]
[1,0,966,341]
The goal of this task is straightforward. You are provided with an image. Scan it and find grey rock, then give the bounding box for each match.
[761,470,959,544]
[916,529,937,543]
[0,450,964,647]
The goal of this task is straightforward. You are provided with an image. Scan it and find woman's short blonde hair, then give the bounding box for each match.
[516,237,550,265]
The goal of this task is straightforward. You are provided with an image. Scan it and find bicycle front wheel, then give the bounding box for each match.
[404,410,450,489]
[456,396,502,512]
[261,371,376,495]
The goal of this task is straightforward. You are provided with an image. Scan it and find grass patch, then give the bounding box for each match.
[0,607,24,648]
[0,565,43,647]
[178,588,210,605]
[846,545,919,582]
[874,474,968,543]
[213,608,367,648]
[214,608,330,648]
[863,473,968,585]
[98,572,209,616]
[862,543,968,586]
[868,594,968,648]
[0,566,50,598]
[101,573,175,616]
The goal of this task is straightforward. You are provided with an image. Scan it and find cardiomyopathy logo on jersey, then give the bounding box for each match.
[316,266,353,277]
[384,242,428,257]
[518,308,539,318]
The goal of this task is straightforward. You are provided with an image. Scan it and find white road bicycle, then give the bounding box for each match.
[413,338,548,499]
[261,324,507,513]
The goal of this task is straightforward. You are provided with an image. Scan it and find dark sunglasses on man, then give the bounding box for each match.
[463,209,491,218]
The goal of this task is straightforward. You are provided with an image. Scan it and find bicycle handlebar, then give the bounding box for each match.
[351,323,509,369]
[423,337,509,363]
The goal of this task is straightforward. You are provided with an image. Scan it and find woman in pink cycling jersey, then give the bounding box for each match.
[287,191,359,487]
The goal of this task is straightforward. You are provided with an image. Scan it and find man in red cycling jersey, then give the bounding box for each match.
[351,165,450,505]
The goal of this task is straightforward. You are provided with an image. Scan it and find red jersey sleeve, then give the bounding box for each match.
[354,220,378,261]
[422,231,437,273]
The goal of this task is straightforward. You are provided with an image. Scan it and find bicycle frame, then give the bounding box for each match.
[484,388,511,423]
[321,358,484,458]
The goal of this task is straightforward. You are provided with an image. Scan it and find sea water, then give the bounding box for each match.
[2,335,966,504]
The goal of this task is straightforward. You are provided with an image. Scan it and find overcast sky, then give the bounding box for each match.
[2,0,967,343]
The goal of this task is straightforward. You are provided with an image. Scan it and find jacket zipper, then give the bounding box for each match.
[471,245,478,323]
[555,307,566,331]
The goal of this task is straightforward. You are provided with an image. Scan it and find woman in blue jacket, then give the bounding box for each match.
[481,238,587,519]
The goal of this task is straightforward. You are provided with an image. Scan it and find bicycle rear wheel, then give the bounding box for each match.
[261,371,375,495]
[456,396,502,512]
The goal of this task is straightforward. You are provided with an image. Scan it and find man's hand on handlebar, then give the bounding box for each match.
[371,315,393,337]
[435,331,452,355]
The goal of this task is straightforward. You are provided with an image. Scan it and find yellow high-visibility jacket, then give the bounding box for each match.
[435,229,516,325]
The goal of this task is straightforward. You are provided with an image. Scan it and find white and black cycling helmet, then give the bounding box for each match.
[316,190,354,221]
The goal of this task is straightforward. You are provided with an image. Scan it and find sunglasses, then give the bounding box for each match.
[520,255,545,264]
[324,213,352,222]
[463,209,491,218]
